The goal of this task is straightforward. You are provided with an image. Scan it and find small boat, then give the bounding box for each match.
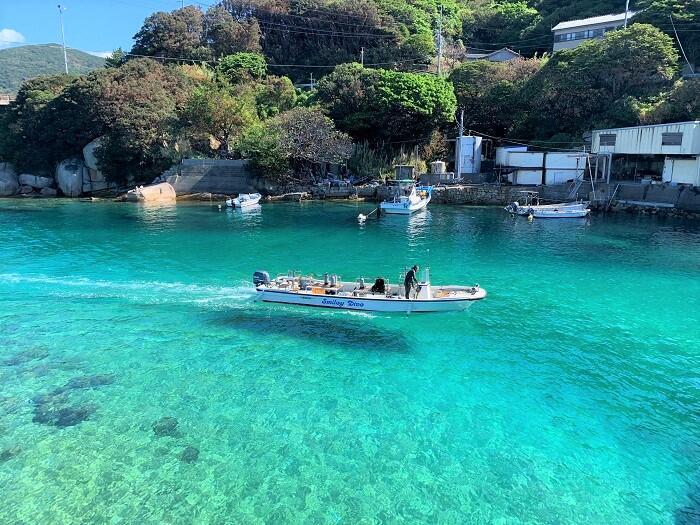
[379,180,432,215]
[253,269,486,313]
[530,207,590,218]
[504,191,588,216]
[226,193,262,208]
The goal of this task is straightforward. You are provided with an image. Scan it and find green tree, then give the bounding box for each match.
[450,58,541,138]
[238,107,353,181]
[204,6,261,57]
[254,76,297,119]
[218,52,267,84]
[642,79,700,123]
[315,63,457,142]
[635,0,700,68]
[516,24,679,140]
[93,59,193,183]
[0,75,91,174]
[131,6,210,60]
[183,79,259,157]
[465,1,541,48]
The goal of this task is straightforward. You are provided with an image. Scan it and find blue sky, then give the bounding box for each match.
[1,0,189,56]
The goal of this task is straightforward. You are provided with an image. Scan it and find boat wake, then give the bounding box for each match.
[0,273,256,310]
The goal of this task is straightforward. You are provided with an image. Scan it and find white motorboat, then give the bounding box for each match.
[504,191,588,216]
[253,269,486,313]
[226,193,262,208]
[379,180,432,215]
[530,207,590,218]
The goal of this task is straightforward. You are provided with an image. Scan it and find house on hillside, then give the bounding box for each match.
[552,11,636,51]
[465,48,522,62]
[591,121,700,186]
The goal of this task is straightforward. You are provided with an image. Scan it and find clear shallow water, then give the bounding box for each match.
[0,199,699,524]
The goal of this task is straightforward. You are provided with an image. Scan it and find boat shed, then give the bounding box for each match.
[591,121,700,186]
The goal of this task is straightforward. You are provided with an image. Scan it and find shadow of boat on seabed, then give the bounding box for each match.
[209,307,411,354]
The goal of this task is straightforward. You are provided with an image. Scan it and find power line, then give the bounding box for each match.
[669,14,696,75]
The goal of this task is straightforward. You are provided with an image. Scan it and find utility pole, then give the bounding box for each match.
[624,0,630,28]
[310,72,314,90]
[181,0,185,8]
[360,47,364,66]
[455,108,464,178]
[57,5,68,74]
[436,5,443,76]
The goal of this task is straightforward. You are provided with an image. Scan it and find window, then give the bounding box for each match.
[662,132,683,146]
[599,134,617,146]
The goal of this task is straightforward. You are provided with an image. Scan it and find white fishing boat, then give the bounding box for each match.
[379,180,432,215]
[253,269,486,313]
[226,193,262,208]
[504,191,588,216]
[530,207,590,218]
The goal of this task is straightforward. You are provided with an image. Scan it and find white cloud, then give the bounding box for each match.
[87,51,113,59]
[0,28,26,49]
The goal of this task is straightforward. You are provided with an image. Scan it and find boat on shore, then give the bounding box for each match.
[226,193,262,208]
[253,269,485,313]
[379,180,432,215]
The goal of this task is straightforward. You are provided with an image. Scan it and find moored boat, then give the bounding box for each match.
[380,181,432,215]
[226,193,262,208]
[504,190,588,216]
[253,269,485,313]
[530,207,590,218]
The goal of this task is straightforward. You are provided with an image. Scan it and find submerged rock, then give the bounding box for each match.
[152,416,179,437]
[64,374,115,391]
[178,445,199,463]
[3,348,49,366]
[33,403,96,427]
[0,446,21,462]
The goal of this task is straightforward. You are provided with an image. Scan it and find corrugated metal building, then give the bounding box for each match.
[591,121,700,186]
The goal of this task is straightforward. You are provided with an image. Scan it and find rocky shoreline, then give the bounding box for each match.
[3,161,699,219]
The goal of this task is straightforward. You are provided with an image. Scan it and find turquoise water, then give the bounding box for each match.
[1,199,699,524]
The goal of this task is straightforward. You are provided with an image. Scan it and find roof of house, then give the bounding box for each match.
[465,47,521,60]
[552,11,636,32]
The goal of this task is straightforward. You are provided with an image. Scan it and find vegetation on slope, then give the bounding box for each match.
[0,44,105,94]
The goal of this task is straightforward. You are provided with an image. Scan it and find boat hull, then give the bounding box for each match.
[256,286,484,313]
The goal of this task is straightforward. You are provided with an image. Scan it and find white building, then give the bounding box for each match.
[465,48,522,62]
[591,121,700,186]
[552,11,635,51]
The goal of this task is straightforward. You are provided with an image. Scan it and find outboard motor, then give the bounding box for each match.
[253,270,271,286]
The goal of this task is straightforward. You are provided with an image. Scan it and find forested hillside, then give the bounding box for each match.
[0,45,105,94]
[0,1,698,185]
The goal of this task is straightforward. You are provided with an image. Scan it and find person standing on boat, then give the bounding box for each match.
[404,265,419,299]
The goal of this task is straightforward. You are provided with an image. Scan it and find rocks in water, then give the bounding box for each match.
[0,446,21,462]
[19,185,34,195]
[152,416,179,437]
[0,162,19,196]
[18,173,54,189]
[55,158,87,197]
[178,445,199,463]
[126,182,176,203]
[33,402,96,427]
[63,373,115,391]
[3,347,49,366]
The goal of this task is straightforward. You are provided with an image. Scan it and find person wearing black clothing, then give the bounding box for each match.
[404,265,419,299]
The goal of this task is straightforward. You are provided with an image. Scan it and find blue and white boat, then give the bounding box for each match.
[253,269,485,313]
[379,181,432,214]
